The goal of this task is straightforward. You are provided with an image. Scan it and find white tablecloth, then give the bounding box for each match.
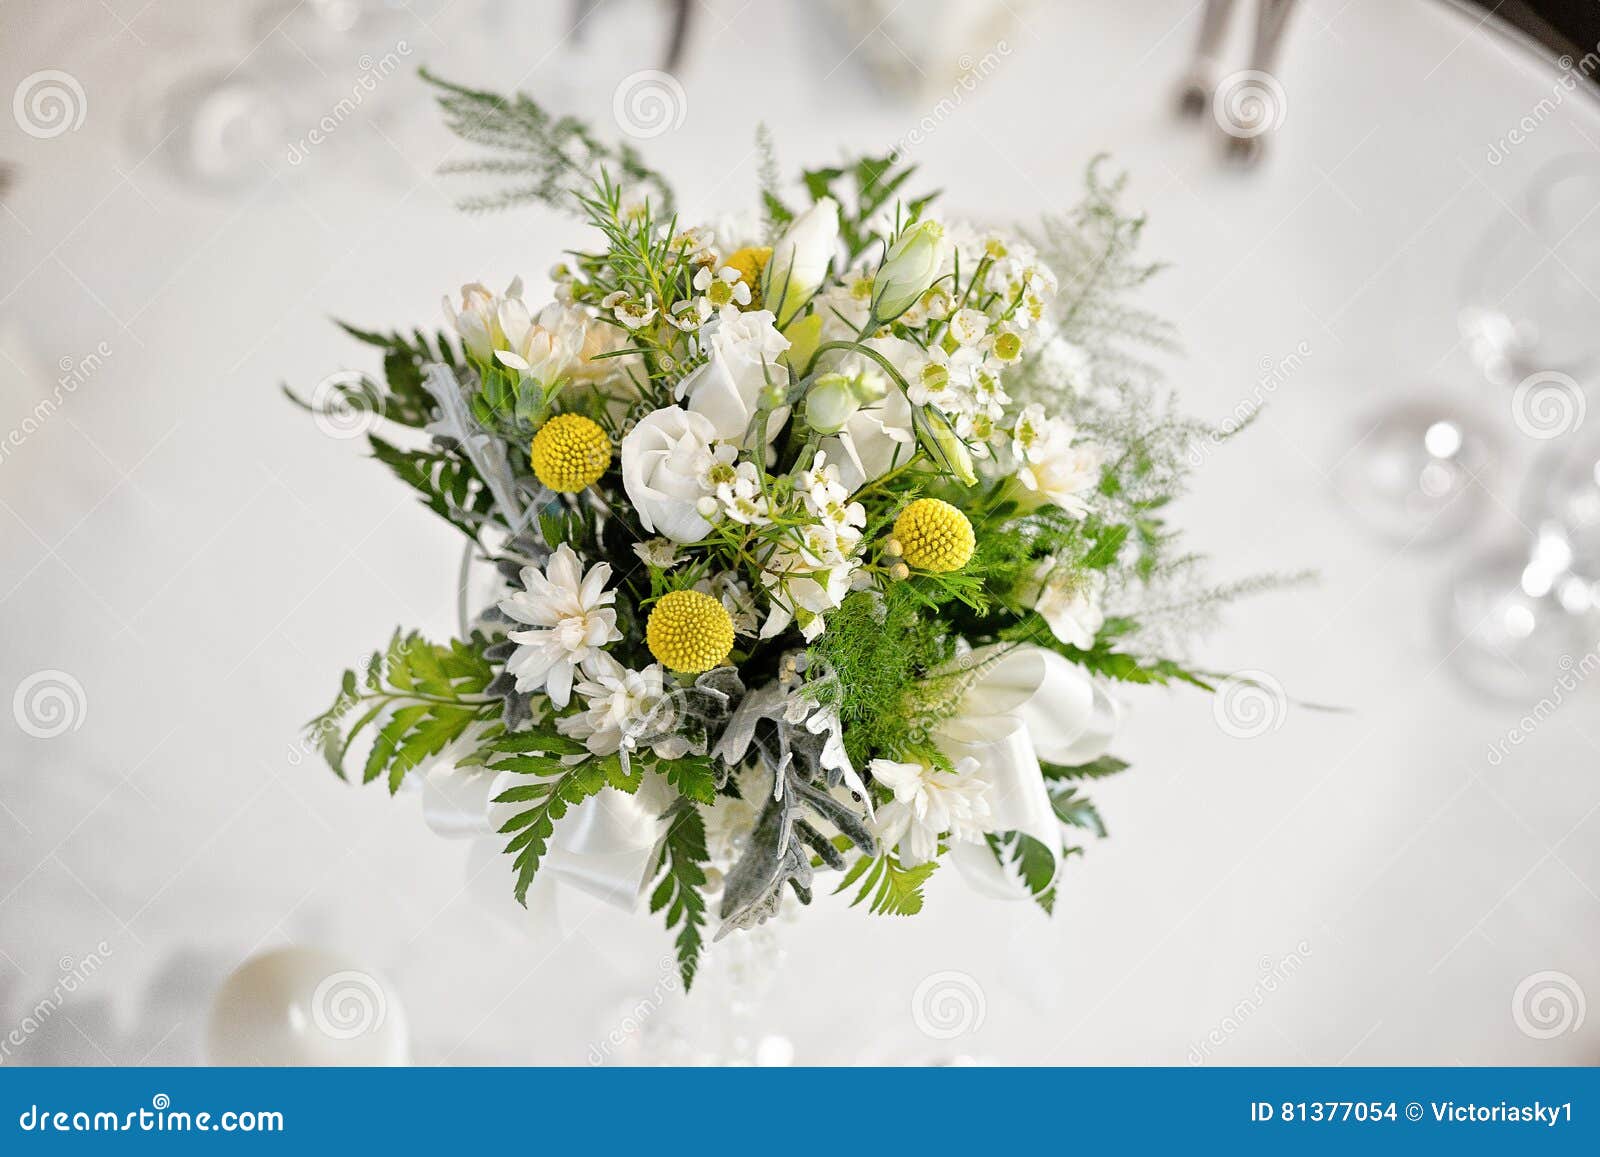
[2,0,1598,1064]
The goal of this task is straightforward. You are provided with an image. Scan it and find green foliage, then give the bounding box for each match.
[755,123,790,230]
[423,70,674,215]
[1031,155,1176,390]
[806,584,956,766]
[649,801,710,990]
[487,730,614,905]
[1043,755,1130,780]
[369,435,496,542]
[303,631,501,792]
[662,755,718,806]
[988,832,1067,915]
[1049,787,1106,838]
[837,850,938,916]
[798,153,936,261]
[282,326,459,432]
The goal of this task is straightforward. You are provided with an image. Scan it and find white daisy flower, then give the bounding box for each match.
[498,544,622,708]
[603,290,658,330]
[693,265,752,311]
[870,756,991,866]
[948,307,991,347]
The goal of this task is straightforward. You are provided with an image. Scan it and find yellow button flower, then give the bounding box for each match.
[530,413,611,493]
[724,246,772,297]
[646,589,735,673]
[893,498,975,573]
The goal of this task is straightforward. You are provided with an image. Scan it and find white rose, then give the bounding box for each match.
[763,197,840,325]
[620,406,720,543]
[676,308,791,444]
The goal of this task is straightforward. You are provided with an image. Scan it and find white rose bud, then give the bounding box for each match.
[920,404,977,486]
[872,220,948,322]
[763,197,840,326]
[805,373,859,434]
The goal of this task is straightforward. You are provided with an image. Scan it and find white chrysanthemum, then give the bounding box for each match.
[556,654,672,756]
[498,544,621,708]
[870,756,991,866]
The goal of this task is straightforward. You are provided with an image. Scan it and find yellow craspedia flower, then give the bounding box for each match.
[646,589,735,673]
[724,246,772,293]
[893,498,975,573]
[530,413,611,493]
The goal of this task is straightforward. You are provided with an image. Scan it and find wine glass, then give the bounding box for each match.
[1338,157,1600,546]
[1335,397,1498,547]
[1443,423,1600,701]
[1459,154,1600,388]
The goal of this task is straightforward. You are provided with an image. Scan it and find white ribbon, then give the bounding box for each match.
[411,643,1116,914]
[415,757,667,915]
[934,643,1119,899]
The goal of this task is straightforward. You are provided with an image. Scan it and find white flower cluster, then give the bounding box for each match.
[450,192,1109,670]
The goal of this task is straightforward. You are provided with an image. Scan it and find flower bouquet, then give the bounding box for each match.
[296,74,1256,989]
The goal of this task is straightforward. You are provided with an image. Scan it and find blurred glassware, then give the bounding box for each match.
[1335,397,1498,547]
[817,0,1025,100]
[1338,158,1600,547]
[1443,422,1600,701]
[250,0,410,61]
[126,0,431,195]
[1459,155,1600,388]
[1442,535,1587,702]
[126,63,301,192]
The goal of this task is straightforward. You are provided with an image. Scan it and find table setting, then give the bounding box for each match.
[1,0,1598,1070]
